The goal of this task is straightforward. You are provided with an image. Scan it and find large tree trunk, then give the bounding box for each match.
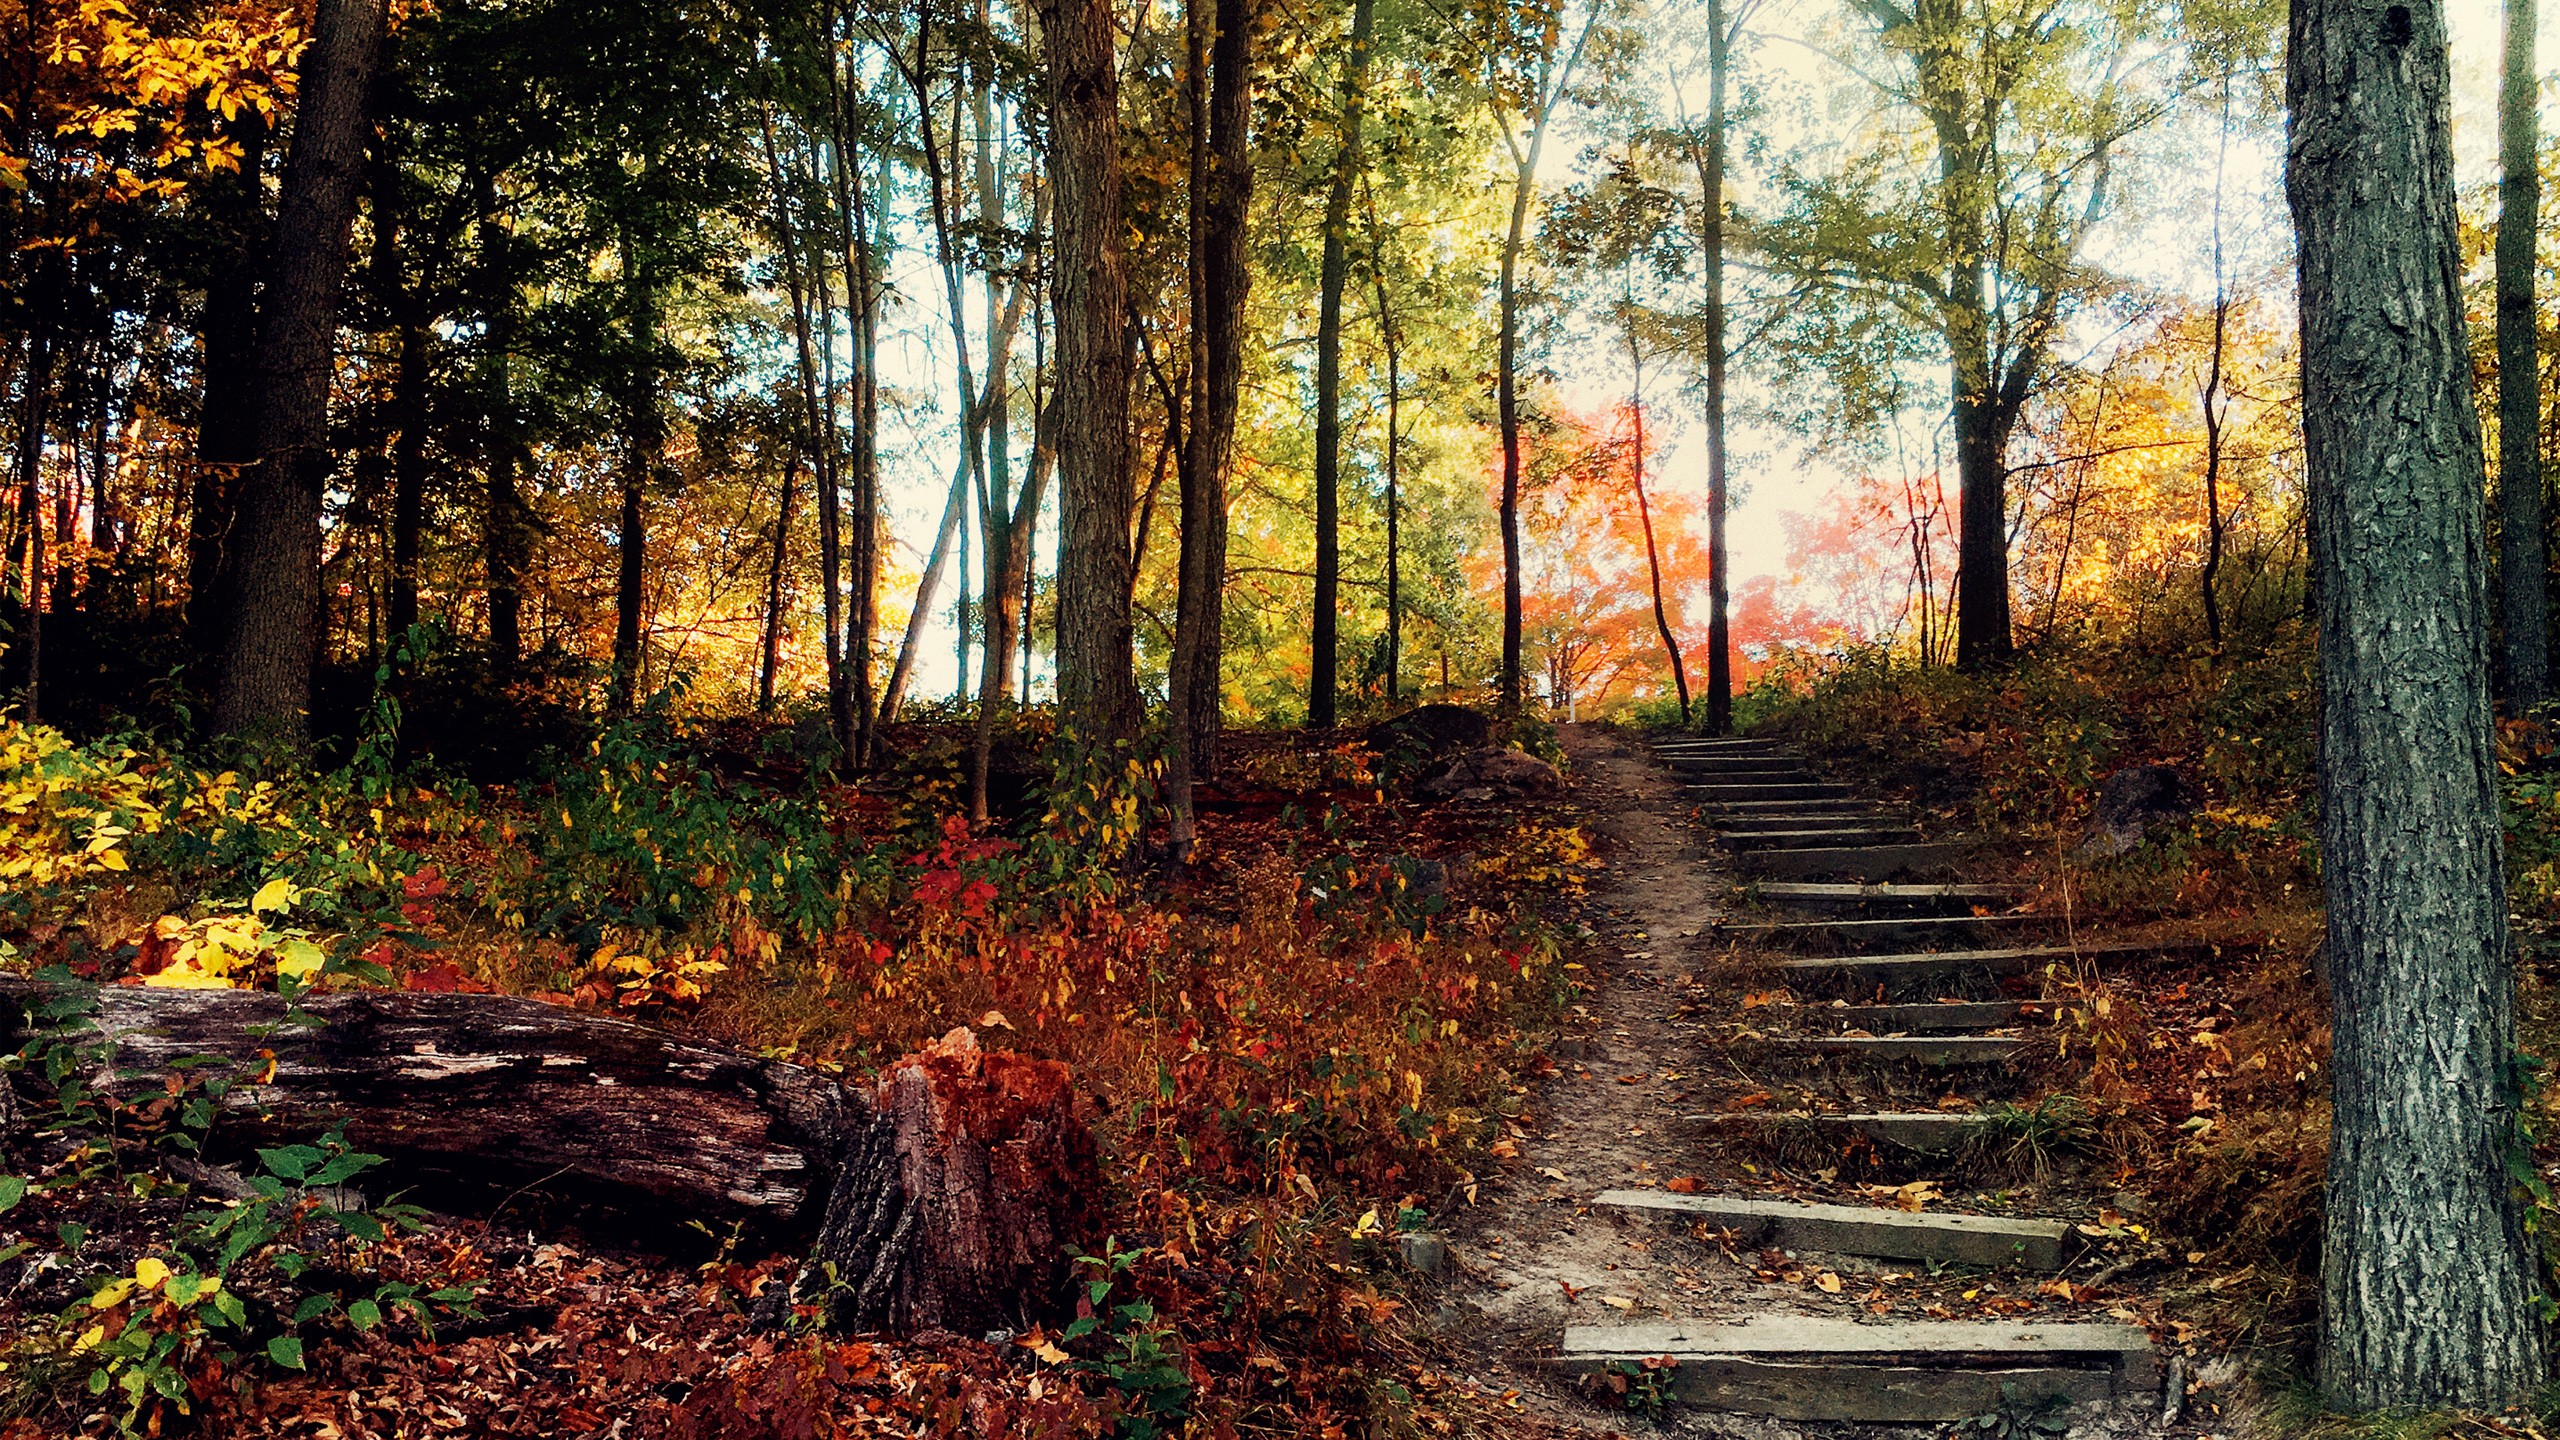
[1942,134,2011,672]
[1,985,1096,1337]
[1043,0,1139,742]
[2500,0,2547,704]
[2289,0,2550,1407]
[1701,0,1733,733]
[214,0,390,743]
[188,114,269,672]
[1304,0,1370,736]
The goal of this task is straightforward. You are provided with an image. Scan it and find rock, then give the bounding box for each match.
[1398,1232,1450,1274]
[1364,704,1495,766]
[2074,763,2197,859]
[1414,746,1563,804]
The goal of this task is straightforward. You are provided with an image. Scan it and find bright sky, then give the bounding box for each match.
[879,1,2529,705]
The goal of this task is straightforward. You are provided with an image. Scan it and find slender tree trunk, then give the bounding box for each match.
[476,171,529,675]
[612,231,658,713]
[214,0,389,742]
[1628,316,1689,722]
[759,458,797,712]
[2289,0,2550,1408]
[1306,0,1371,732]
[1373,249,1401,706]
[1042,0,1138,741]
[2501,0,2548,703]
[1702,0,1734,733]
[1166,0,1255,856]
[1497,151,1533,715]
[760,108,834,722]
[1943,139,2011,672]
[2201,77,2232,658]
[13,342,46,722]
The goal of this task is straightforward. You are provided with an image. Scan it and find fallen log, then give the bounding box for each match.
[0,980,1096,1337]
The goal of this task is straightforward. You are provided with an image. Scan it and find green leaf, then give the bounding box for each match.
[0,1176,25,1212]
[347,1299,382,1330]
[257,1145,325,1182]
[327,1210,387,1243]
[307,1152,385,1188]
[211,1291,247,1327]
[293,1294,337,1323]
[266,1336,305,1370]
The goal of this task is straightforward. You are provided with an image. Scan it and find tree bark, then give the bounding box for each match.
[2501,0,2547,704]
[2289,0,2550,1407]
[214,0,390,742]
[1307,0,1369,733]
[1371,224,1401,706]
[1042,0,1140,742]
[0,985,1095,1337]
[1702,0,1733,733]
[189,113,269,672]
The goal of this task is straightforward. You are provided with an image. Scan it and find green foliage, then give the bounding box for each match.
[1063,1241,1193,1440]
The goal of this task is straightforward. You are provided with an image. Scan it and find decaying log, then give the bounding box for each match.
[0,982,1098,1336]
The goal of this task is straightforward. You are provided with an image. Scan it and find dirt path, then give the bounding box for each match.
[1432,724,1807,1438]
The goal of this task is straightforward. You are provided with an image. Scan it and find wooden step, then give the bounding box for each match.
[1821,1001,2028,1033]
[1557,1316,2155,1421]
[1714,914,2060,953]
[1759,1034,2025,1067]
[1738,845,1974,881]
[1773,942,2185,988]
[1687,1111,1984,1153]
[1745,881,2017,914]
[1653,738,1786,752]
[1702,799,1877,817]
[1687,782,1856,803]
[1719,826,1924,850]
[1592,1190,2068,1269]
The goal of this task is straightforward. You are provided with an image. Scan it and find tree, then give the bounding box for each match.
[2501,0,2546,704]
[1485,0,1598,714]
[1307,0,1375,730]
[1167,0,1255,855]
[1042,0,1139,742]
[214,0,392,742]
[1786,0,2140,672]
[2288,0,2550,1407]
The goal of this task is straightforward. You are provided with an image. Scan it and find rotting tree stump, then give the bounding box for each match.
[0,981,1096,1338]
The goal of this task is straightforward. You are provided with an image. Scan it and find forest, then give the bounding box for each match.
[7,0,2560,1433]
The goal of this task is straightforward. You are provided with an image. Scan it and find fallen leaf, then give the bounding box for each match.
[1664,1177,1706,1194]
[1815,1272,1843,1294]
[1538,1166,1567,1183]
[1616,1074,1646,1086]
[1601,1296,1636,1311]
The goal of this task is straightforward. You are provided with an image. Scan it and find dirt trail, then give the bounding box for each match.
[1431,724,1810,1438]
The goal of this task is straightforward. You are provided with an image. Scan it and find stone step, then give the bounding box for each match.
[1556,1317,2155,1422]
[1714,913,2061,953]
[1758,1034,2026,1067]
[1771,943,2136,986]
[1745,881,2018,914]
[1686,782,1857,803]
[1737,844,1974,881]
[1819,1001,2029,1033]
[1592,1190,2069,1269]
[1687,1110,1982,1153]
[1719,825,1925,850]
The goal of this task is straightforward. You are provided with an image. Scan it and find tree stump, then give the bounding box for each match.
[772,1027,1098,1336]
